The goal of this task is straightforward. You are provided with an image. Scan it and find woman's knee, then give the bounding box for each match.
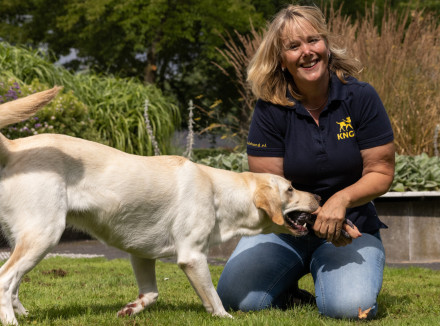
[317,290,378,319]
[311,234,385,319]
[218,287,272,312]
[217,234,307,312]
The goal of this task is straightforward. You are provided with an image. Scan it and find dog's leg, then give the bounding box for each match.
[117,255,158,317]
[0,242,47,325]
[0,225,65,325]
[12,282,28,317]
[178,252,232,318]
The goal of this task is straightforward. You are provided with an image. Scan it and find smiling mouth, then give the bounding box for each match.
[301,59,319,68]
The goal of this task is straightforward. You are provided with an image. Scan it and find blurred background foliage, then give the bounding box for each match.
[0,0,439,157]
[197,151,440,192]
[0,43,179,155]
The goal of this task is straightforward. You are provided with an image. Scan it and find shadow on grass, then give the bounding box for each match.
[27,301,206,322]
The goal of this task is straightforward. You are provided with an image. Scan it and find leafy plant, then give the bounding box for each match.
[391,154,440,192]
[197,152,249,173]
[0,43,180,155]
[0,79,103,143]
[192,148,233,161]
[197,152,440,192]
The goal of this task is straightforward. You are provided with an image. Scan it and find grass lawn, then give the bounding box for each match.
[4,257,439,325]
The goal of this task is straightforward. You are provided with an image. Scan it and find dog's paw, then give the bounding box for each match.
[13,300,28,317]
[212,310,233,319]
[117,300,145,317]
[117,293,158,317]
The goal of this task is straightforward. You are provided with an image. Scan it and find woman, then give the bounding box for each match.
[217,5,395,319]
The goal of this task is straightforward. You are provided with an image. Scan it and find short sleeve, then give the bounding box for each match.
[246,100,287,157]
[351,83,394,150]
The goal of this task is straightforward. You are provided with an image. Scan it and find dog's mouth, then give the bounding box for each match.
[284,211,316,235]
[285,211,355,239]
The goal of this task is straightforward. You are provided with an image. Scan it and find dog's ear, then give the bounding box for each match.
[254,185,284,225]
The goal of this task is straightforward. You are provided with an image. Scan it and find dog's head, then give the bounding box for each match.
[253,175,320,236]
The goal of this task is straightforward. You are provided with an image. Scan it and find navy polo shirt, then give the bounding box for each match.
[247,75,394,233]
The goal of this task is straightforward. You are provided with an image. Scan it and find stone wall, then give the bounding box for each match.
[375,192,440,263]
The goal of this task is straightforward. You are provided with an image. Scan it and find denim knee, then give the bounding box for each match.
[218,289,272,312]
[311,233,385,320]
[317,289,378,319]
[217,234,311,312]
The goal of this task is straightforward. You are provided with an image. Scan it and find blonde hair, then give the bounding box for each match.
[247,5,362,106]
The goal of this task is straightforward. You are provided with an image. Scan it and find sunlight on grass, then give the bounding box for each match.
[0,257,436,325]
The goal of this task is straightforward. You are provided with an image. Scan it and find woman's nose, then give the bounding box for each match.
[301,43,312,55]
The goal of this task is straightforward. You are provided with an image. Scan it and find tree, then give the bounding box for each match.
[0,0,264,94]
[2,0,436,140]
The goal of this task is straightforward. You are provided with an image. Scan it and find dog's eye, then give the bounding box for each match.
[288,186,294,192]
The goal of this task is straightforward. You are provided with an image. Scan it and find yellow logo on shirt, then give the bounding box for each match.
[336,117,355,140]
[247,141,267,148]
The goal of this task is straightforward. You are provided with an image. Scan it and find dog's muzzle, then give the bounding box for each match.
[285,211,354,239]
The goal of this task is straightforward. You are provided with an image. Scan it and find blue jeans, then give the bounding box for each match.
[217,232,385,319]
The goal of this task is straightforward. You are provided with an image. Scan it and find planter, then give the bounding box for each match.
[375,192,440,263]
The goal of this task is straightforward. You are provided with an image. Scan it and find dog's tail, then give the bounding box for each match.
[0,86,62,129]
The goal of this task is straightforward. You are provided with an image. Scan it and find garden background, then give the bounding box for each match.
[0,1,440,325]
[0,0,439,188]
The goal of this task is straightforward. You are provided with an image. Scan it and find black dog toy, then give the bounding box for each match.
[287,212,355,239]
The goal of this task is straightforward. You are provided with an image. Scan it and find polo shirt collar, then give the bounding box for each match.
[287,73,349,115]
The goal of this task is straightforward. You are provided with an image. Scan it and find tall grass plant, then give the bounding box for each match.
[215,4,440,156]
[352,6,440,156]
[0,43,180,155]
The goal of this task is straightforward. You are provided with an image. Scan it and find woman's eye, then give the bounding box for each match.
[288,186,294,192]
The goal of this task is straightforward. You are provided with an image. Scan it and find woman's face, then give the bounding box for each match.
[280,20,329,88]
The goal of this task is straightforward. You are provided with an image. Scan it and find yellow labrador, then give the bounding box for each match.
[0,87,319,325]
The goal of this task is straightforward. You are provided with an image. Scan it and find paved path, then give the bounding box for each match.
[0,240,228,266]
[0,240,439,270]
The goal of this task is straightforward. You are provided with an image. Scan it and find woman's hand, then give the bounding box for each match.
[332,222,362,247]
[312,142,394,246]
[313,194,362,246]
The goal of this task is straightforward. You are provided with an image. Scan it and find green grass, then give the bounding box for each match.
[4,257,439,325]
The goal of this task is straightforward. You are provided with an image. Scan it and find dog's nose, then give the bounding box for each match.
[313,194,321,202]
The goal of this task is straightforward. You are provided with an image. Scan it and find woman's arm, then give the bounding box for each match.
[248,155,362,241]
[313,141,395,245]
[248,155,284,176]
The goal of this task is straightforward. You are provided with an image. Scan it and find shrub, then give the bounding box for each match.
[197,152,249,172]
[192,148,233,161]
[198,152,440,192]
[351,7,440,156]
[391,154,440,192]
[0,43,180,155]
[0,79,103,143]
